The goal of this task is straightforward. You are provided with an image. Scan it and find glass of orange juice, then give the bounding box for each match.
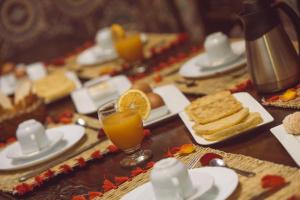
[115,33,144,63]
[98,100,152,167]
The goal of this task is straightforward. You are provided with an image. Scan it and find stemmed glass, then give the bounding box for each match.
[114,32,147,75]
[98,100,152,167]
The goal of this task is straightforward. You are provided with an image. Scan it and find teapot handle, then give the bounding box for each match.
[276,2,300,54]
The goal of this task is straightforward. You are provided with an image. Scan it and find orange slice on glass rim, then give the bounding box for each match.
[117,89,151,120]
[111,24,125,41]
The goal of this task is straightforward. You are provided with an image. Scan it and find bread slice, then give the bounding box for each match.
[193,108,249,135]
[185,91,242,124]
[0,91,13,111]
[33,72,76,102]
[14,79,32,105]
[201,112,263,141]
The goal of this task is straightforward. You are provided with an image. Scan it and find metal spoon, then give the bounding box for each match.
[209,158,256,177]
[75,118,99,132]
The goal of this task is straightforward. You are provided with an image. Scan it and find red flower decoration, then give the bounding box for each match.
[163,150,174,158]
[61,110,74,118]
[177,52,187,61]
[170,146,180,154]
[143,129,151,138]
[6,137,16,144]
[153,74,162,83]
[98,128,105,139]
[265,95,280,103]
[167,56,177,65]
[45,116,54,124]
[261,175,286,189]
[114,176,130,185]
[34,175,45,186]
[107,144,119,153]
[200,153,223,166]
[177,33,189,43]
[131,167,145,177]
[15,183,32,195]
[230,80,252,93]
[190,46,200,53]
[288,195,300,200]
[0,142,5,148]
[59,164,72,174]
[102,179,117,192]
[59,117,72,124]
[76,157,86,167]
[145,161,155,169]
[44,169,55,178]
[89,191,103,199]
[71,195,86,200]
[91,150,102,159]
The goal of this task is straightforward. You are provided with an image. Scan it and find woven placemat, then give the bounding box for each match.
[136,65,249,95]
[96,146,300,200]
[0,114,112,194]
[48,34,178,79]
[262,87,300,109]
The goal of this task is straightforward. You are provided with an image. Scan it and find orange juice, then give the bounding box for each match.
[102,110,144,150]
[115,34,143,63]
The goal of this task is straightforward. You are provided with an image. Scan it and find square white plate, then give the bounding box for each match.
[179,92,274,145]
[144,84,190,127]
[71,75,131,114]
[271,125,300,167]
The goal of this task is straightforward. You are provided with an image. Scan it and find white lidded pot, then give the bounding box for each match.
[16,119,50,154]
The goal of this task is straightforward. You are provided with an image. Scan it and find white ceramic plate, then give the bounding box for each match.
[0,125,85,171]
[179,40,246,79]
[121,167,238,200]
[71,75,132,114]
[44,71,82,104]
[179,92,274,145]
[76,45,118,66]
[6,131,63,160]
[144,84,190,127]
[271,125,300,167]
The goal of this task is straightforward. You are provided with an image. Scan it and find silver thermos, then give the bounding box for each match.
[240,0,300,93]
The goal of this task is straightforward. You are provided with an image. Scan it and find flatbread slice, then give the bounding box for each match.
[14,79,32,105]
[201,112,263,141]
[0,91,13,111]
[193,108,249,135]
[33,72,76,102]
[185,91,242,124]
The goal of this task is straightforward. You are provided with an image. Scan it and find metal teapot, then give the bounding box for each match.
[240,0,300,93]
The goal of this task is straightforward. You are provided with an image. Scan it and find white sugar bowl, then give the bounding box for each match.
[16,119,50,154]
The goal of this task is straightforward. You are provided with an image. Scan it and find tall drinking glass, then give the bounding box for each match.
[98,101,152,167]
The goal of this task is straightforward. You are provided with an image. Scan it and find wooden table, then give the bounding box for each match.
[0,36,297,200]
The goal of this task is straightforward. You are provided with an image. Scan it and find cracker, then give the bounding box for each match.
[185,91,242,124]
